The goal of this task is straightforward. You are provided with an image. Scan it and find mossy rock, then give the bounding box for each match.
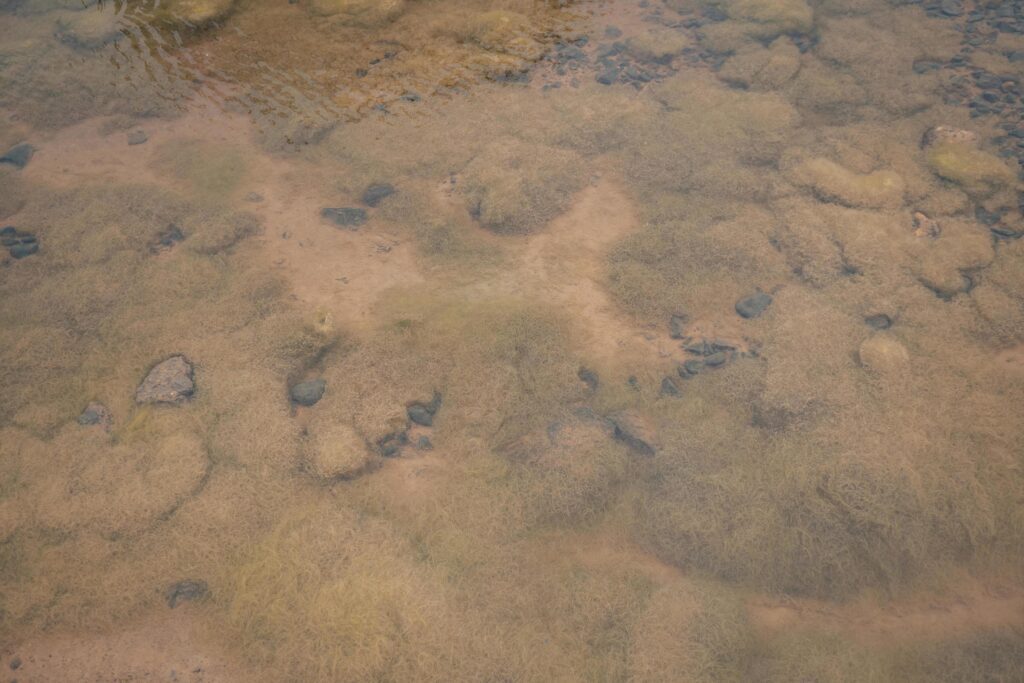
[308,0,405,27]
[788,157,905,209]
[724,0,814,38]
[162,0,234,25]
[926,141,1016,198]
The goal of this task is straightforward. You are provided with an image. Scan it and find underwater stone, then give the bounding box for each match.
[609,409,659,456]
[306,423,369,480]
[921,125,978,149]
[376,428,409,457]
[309,0,405,26]
[127,130,148,146]
[0,143,34,169]
[362,183,395,207]
[660,376,681,397]
[678,359,704,377]
[135,355,195,404]
[166,579,208,608]
[290,379,326,407]
[857,335,910,376]
[321,207,368,229]
[926,142,1016,197]
[77,402,112,429]
[415,435,433,450]
[703,351,728,367]
[9,242,38,259]
[406,391,442,426]
[163,0,234,25]
[864,313,892,330]
[735,292,772,319]
[668,313,687,339]
[578,366,599,390]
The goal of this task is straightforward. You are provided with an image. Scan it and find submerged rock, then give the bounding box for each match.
[362,183,395,207]
[127,130,148,146]
[135,355,195,404]
[166,579,208,608]
[912,211,941,238]
[608,409,659,456]
[406,391,442,427]
[309,0,405,26]
[163,0,234,25]
[0,143,34,169]
[305,423,370,480]
[735,291,772,319]
[578,366,600,391]
[321,207,368,229]
[926,141,1016,197]
[290,378,326,407]
[376,426,409,457]
[55,9,123,50]
[77,401,112,429]
[864,313,892,330]
[858,335,910,376]
[660,376,681,397]
[789,158,905,209]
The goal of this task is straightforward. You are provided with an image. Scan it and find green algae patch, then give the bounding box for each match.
[460,137,587,234]
[926,141,1017,197]
[787,157,906,209]
[308,0,405,26]
[151,139,249,204]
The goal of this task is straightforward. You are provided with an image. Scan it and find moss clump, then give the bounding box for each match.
[460,137,586,234]
[308,0,405,26]
[220,502,461,681]
[151,139,249,204]
[162,0,234,25]
[787,157,906,209]
[926,141,1017,198]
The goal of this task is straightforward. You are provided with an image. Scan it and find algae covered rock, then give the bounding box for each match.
[857,334,909,377]
[163,0,234,25]
[135,355,195,405]
[926,141,1016,198]
[304,423,371,480]
[462,10,543,60]
[54,8,124,50]
[788,157,905,209]
[714,0,814,40]
[626,27,689,63]
[308,0,405,27]
[460,137,586,234]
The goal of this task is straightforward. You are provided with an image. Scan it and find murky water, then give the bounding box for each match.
[1,0,1023,680]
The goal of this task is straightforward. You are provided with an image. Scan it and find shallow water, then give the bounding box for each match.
[1,0,1024,680]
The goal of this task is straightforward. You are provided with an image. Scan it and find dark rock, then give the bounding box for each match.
[678,359,703,377]
[9,657,20,670]
[668,313,687,339]
[290,378,326,407]
[0,143,34,169]
[362,183,395,207]
[703,351,728,367]
[416,435,433,450]
[578,366,599,390]
[377,429,408,457]
[78,402,112,429]
[605,25,623,38]
[596,66,619,85]
[608,409,659,456]
[245,192,263,202]
[321,207,367,228]
[627,375,640,391]
[407,391,442,427]
[127,130,148,146]
[136,356,194,404]
[940,0,963,16]
[151,224,185,252]
[975,206,1003,225]
[865,313,892,330]
[166,579,208,608]
[735,291,772,319]
[9,242,38,259]
[660,376,680,397]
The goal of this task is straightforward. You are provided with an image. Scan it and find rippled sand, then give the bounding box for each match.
[1,0,1023,680]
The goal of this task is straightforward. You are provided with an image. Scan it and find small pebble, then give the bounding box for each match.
[127,130,148,146]
[660,376,680,396]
